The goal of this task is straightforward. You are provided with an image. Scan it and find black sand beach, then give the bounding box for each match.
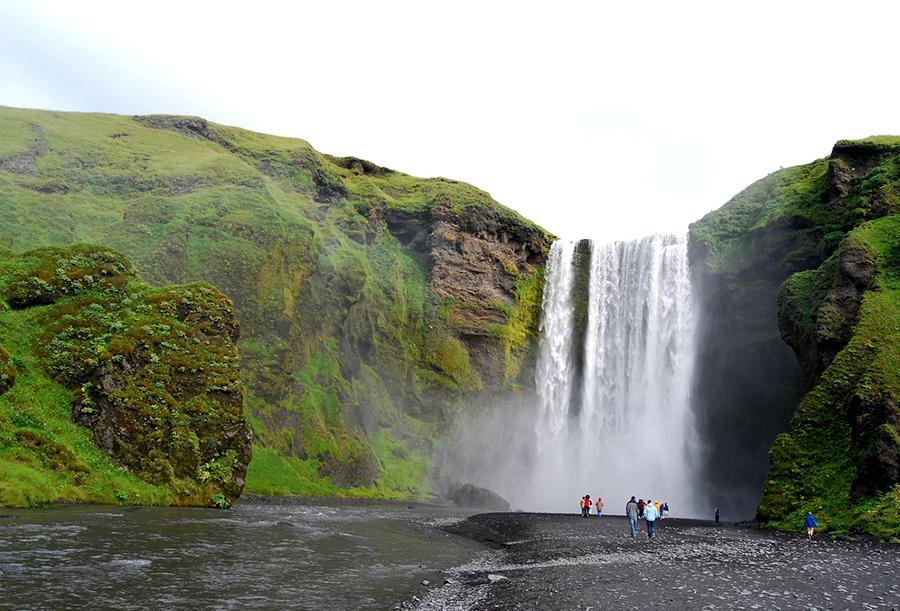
[404,513,900,610]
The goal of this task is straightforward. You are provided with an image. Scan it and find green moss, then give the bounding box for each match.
[0,245,248,508]
[690,159,832,273]
[369,429,432,497]
[426,335,481,392]
[759,215,900,539]
[492,267,545,385]
[243,447,341,497]
[778,269,821,341]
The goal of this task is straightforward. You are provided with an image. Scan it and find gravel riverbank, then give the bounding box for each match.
[403,513,900,610]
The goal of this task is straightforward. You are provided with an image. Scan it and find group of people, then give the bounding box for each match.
[578,494,670,540]
[580,495,820,541]
[579,494,603,517]
[625,496,668,539]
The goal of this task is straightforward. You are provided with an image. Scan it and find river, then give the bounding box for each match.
[0,500,480,610]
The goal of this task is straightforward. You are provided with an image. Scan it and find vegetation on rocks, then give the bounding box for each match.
[761,216,900,539]
[0,245,250,507]
[0,107,552,502]
[692,136,900,538]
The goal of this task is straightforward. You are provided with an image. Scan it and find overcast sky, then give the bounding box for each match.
[2,1,898,240]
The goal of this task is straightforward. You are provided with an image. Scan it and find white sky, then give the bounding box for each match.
[2,0,898,240]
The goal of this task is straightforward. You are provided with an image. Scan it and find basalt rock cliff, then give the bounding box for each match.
[0,107,551,501]
[690,137,900,538]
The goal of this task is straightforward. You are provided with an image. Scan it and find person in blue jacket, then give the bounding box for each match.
[805,512,818,541]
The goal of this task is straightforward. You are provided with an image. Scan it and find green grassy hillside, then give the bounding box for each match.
[0,107,551,502]
[0,244,249,507]
[691,136,900,538]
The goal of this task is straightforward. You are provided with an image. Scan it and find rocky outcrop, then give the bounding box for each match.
[0,123,45,176]
[691,136,900,536]
[777,242,877,385]
[0,245,251,506]
[133,115,229,148]
[447,482,511,510]
[383,197,550,390]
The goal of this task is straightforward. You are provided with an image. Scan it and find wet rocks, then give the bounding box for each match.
[446,483,510,511]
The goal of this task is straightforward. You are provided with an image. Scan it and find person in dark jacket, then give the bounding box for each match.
[625,496,639,538]
[805,512,818,541]
[638,499,646,518]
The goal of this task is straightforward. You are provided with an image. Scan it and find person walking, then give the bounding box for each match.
[625,496,639,539]
[584,495,592,518]
[638,498,646,518]
[715,507,720,524]
[644,498,660,539]
[805,512,818,541]
[595,497,604,518]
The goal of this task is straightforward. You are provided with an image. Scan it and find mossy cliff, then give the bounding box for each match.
[690,137,900,537]
[0,107,552,501]
[0,244,250,507]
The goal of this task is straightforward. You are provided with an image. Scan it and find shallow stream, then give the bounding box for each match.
[0,500,478,609]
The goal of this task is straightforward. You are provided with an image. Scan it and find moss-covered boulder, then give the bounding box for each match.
[0,245,251,507]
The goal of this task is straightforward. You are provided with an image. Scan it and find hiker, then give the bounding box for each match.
[638,498,646,518]
[580,495,591,517]
[661,501,669,519]
[596,496,604,518]
[715,507,720,524]
[579,496,586,516]
[644,497,660,539]
[805,512,817,541]
[625,496,639,538]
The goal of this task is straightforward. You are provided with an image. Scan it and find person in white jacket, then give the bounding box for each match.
[643,498,660,539]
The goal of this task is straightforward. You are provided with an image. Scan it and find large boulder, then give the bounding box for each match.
[447,482,510,511]
[1,245,252,506]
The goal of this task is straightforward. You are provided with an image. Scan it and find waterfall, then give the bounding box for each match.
[535,240,577,437]
[524,233,701,516]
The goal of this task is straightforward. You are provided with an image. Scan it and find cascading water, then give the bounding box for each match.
[521,233,702,516]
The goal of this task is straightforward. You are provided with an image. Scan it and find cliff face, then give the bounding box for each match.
[0,245,250,507]
[0,107,552,500]
[690,137,900,536]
